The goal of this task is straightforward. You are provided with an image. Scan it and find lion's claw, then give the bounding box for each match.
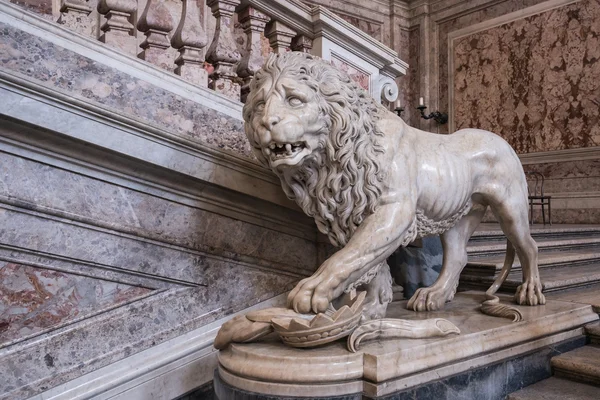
[288,273,343,314]
[407,286,449,312]
[515,280,545,306]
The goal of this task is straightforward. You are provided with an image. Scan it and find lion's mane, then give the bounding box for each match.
[243,52,387,247]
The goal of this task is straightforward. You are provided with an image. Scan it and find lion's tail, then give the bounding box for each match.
[480,239,523,322]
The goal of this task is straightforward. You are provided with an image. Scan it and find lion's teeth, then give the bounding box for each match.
[277,144,283,148]
[285,144,291,151]
[269,143,275,150]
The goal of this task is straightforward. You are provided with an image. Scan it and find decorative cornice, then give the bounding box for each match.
[518,147,600,165]
[447,0,581,41]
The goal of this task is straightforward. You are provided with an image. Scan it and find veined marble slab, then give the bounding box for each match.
[218,292,598,397]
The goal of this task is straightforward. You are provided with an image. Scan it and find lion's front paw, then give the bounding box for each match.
[287,272,345,314]
[407,286,449,312]
[515,279,545,306]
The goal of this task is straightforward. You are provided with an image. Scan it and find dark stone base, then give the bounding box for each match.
[213,336,587,400]
[175,382,216,400]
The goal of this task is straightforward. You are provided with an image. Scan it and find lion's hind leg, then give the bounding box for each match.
[491,196,545,306]
[407,203,487,312]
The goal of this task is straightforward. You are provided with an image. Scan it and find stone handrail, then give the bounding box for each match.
[49,0,408,104]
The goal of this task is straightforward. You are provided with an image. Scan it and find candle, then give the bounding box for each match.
[419,97,424,106]
[394,99,402,109]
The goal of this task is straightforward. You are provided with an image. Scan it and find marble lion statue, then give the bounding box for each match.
[242,52,545,324]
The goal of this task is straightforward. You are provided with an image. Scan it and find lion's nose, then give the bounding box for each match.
[262,115,280,130]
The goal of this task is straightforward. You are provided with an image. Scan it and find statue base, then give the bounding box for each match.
[215,292,598,399]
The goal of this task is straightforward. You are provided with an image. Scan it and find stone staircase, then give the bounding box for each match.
[461,224,600,399]
[507,322,600,399]
[460,224,600,303]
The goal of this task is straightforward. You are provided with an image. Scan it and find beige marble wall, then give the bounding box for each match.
[417,0,600,224]
[452,0,600,153]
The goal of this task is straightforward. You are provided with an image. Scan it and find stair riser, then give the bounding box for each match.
[468,244,600,258]
[459,279,600,294]
[553,369,600,387]
[470,231,600,243]
[464,258,600,277]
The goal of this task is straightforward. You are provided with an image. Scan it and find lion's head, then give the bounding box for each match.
[243,52,387,247]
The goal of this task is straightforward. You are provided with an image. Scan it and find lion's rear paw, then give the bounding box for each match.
[515,279,545,306]
[407,286,449,312]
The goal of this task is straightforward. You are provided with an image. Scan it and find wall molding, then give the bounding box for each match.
[0,202,310,282]
[25,293,287,400]
[447,0,582,131]
[518,146,600,164]
[0,76,320,243]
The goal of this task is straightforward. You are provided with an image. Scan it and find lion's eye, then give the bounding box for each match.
[255,102,266,112]
[288,97,304,107]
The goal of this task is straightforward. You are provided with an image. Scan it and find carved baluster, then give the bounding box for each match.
[137,0,174,70]
[170,0,209,85]
[97,0,138,54]
[237,7,269,102]
[58,0,96,37]
[206,0,242,99]
[265,20,295,54]
[291,35,312,53]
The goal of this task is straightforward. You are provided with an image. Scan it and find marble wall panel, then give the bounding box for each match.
[482,158,600,224]
[452,0,600,153]
[336,13,383,42]
[523,159,600,193]
[0,262,152,347]
[0,264,298,400]
[329,55,370,91]
[0,205,312,286]
[395,27,420,127]
[0,151,317,274]
[303,0,389,44]
[523,159,600,223]
[0,23,252,158]
[438,0,549,134]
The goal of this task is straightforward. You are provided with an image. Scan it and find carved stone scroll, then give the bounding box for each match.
[58,0,96,37]
[206,0,242,99]
[291,35,312,53]
[97,0,138,54]
[171,0,208,85]
[236,6,269,102]
[137,0,174,71]
[264,20,295,54]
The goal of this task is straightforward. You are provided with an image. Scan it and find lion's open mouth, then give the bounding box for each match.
[265,142,310,166]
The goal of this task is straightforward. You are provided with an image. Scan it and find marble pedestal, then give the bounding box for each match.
[215,292,598,399]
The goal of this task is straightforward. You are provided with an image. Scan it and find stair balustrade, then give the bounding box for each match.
[171,0,210,85]
[15,0,408,105]
[138,0,175,71]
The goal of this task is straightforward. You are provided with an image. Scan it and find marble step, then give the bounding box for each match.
[467,237,600,257]
[464,249,600,277]
[470,224,600,243]
[586,322,600,345]
[507,377,600,400]
[546,285,600,314]
[460,263,600,293]
[551,345,600,386]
